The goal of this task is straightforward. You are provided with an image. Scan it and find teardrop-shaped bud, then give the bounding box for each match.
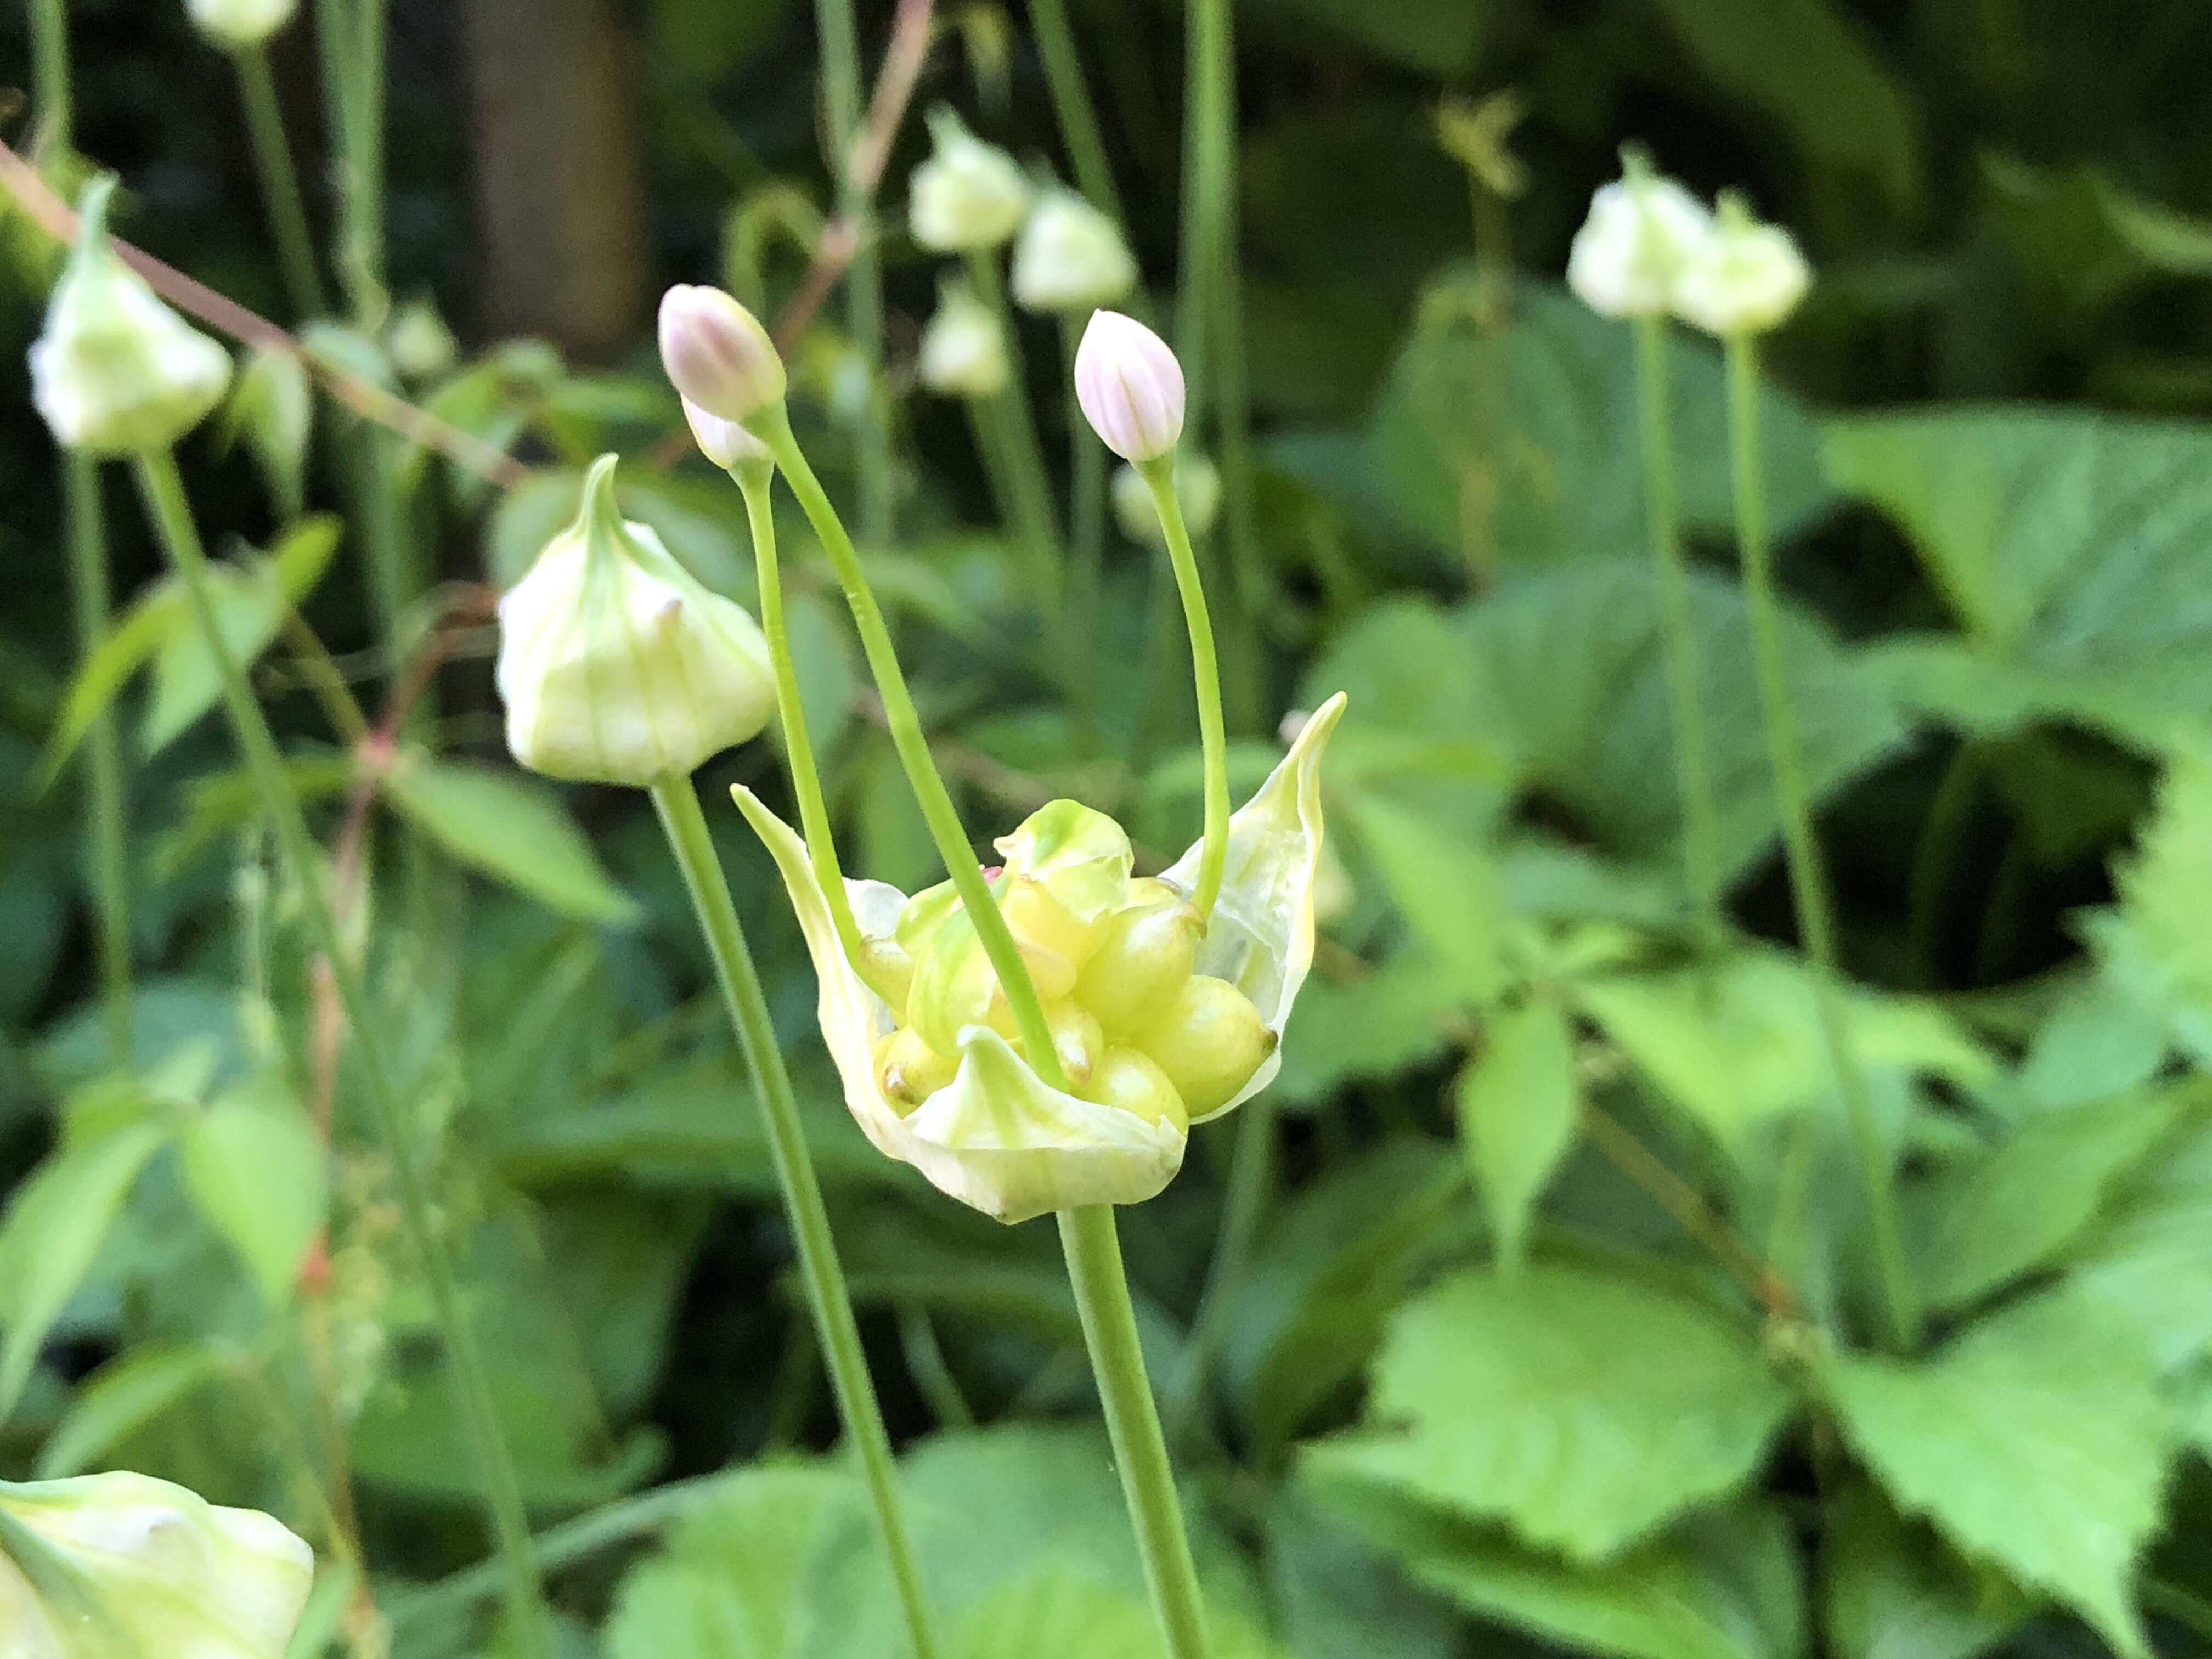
[909,109,1030,252]
[1080,1046,1187,1135]
[917,284,1011,399]
[1565,162,1714,319]
[1011,190,1138,313]
[1073,310,1183,462]
[1035,999,1105,1088]
[876,1026,958,1112]
[31,179,233,456]
[657,284,786,421]
[1076,896,1201,1036]
[1132,974,1274,1118]
[187,0,298,48]
[495,454,776,785]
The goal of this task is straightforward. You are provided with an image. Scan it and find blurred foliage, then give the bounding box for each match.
[3,0,2212,1656]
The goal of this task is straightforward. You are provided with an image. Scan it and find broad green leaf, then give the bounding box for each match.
[2063,1116,2212,1374]
[1348,797,1505,1005]
[1647,0,1920,211]
[1272,952,1467,1109]
[952,1566,1279,1659]
[36,1340,235,1479]
[381,753,639,925]
[1912,1088,2190,1311]
[2008,966,2170,1115]
[1455,995,1579,1267]
[2096,748,2212,1063]
[1310,1478,1805,1659]
[1269,1496,1460,1659]
[1305,1265,1793,1560]
[178,1080,328,1307]
[1822,1287,2171,1658]
[1820,1482,2029,1659]
[0,1122,167,1421]
[227,345,314,521]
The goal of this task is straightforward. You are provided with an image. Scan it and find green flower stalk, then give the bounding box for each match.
[493,453,940,1659]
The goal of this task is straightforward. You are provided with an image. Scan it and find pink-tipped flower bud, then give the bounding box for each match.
[657,284,785,422]
[681,396,771,472]
[1073,309,1183,463]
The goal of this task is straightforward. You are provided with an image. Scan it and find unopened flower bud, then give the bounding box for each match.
[682,397,772,472]
[1037,1000,1105,1087]
[1671,193,1811,338]
[1566,162,1714,319]
[1111,455,1221,544]
[917,285,1010,399]
[1012,191,1137,313]
[31,179,232,456]
[1073,310,1183,462]
[187,0,297,48]
[909,109,1030,253]
[877,1026,958,1111]
[0,1470,313,1657]
[1133,974,1274,1118]
[657,284,785,422]
[386,298,457,381]
[496,454,775,785]
[1077,895,1201,1036]
[1081,1046,1187,1135]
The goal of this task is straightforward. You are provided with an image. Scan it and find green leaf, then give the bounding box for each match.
[1268,1495,1461,1659]
[381,753,639,925]
[1455,995,1579,1267]
[2062,1115,2212,1374]
[1647,0,1921,211]
[1348,797,1505,1005]
[1912,1087,2190,1311]
[1250,0,1483,76]
[36,1340,235,1479]
[1822,1286,2172,1658]
[951,1566,1279,1659]
[1982,155,2212,317]
[1820,1482,2029,1659]
[227,345,314,521]
[0,1122,167,1421]
[36,586,186,789]
[1305,1264,1793,1560]
[178,1080,328,1307]
[2097,748,2212,1064]
[1310,1479,1805,1659]
[1272,952,1466,1109]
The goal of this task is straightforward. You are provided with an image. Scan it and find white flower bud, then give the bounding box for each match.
[1073,309,1183,464]
[0,1470,313,1658]
[385,298,457,381]
[917,285,1010,399]
[657,284,786,422]
[1110,455,1220,544]
[1565,170,1714,319]
[1672,195,1812,338]
[682,397,772,471]
[909,109,1030,253]
[496,454,776,785]
[31,180,232,456]
[1011,190,1137,313]
[186,0,297,48]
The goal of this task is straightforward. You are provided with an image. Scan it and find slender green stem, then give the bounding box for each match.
[754,406,1064,1085]
[812,0,894,544]
[26,0,70,157]
[730,465,901,1007]
[1141,458,1229,919]
[1165,1093,1275,1440]
[1723,339,1917,1352]
[132,448,550,1659]
[65,454,131,1069]
[1023,0,1121,219]
[647,777,940,1659]
[313,0,385,320]
[1632,315,1726,958]
[964,253,1064,597]
[1907,740,1982,989]
[1061,316,1107,635]
[1057,1205,1211,1659]
[1207,176,1264,733]
[233,47,330,320]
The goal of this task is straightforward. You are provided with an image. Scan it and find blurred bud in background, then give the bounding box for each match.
[185,0,298,49]
[1565,155,1714,320]
[1672,191,1810,337]
[385,297,459,381]
[909,108,1030,253]
[1012,190,1137,313]
[918,283,1011,398]
[1111,455,1221,544]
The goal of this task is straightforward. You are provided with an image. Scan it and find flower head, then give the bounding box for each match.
[731,693,1346,1223]
[186,0,297,48]
[1671,192,1811,338]
[496,454,775,785]
[909,109,1030,253]
[917,284,1011,399]
[1073,311,1184,464]
[0,1470,313,1657]
[657,285,785,422]
[1565,157,1714,319]
[1111,456,1221,545]
[31,179,232,456]
[1011,190,1138,314]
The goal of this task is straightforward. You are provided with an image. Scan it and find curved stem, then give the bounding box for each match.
[65,454,132,1069]
[731,465,901,1007]
[812,0,894,543]
[1058,1205,1211,1659]
[132,448,550,1659]
[1632,315,1725,957]
[648,777,940,1659]
[1023,0,1121,219]
[233,46,330,320]
[753,405,1064,1086]
[1141,458,1229,919]
[1724,338,1917,1352]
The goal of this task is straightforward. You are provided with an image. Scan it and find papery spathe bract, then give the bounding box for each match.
[917,286,1011,399]
[1565,173,1713,319]
[1011,191,1138,313]
[731,693,1346,1224]
[1111,456,1221,544]
[186,0,297,47]
[1073,311,1184,464]
[31,180,232,456]
[657,284,786,422]
[1672,196,1811,338]
[496,453,775,785]
[0,1471,313,1658]
[909,110,1030,253]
